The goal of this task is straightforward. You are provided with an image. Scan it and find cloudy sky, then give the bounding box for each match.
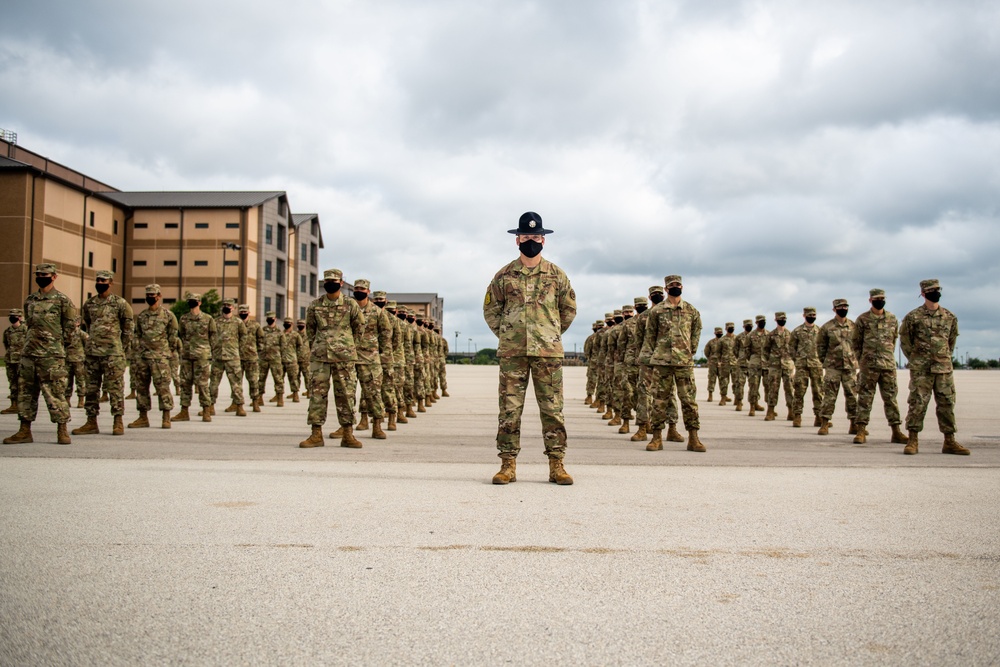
[3,0,999,359]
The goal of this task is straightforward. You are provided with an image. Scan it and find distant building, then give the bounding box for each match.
[388,292,444,326]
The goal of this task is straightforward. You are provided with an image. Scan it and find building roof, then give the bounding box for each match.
[0,155,29,168]
[388,293,441,303]
[292,213,317,225]
[97,191,287,209]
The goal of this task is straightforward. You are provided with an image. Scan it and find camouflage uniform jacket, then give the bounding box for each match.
[412,324,425,365]
[390,316,405,365]
[66,328,88,362]
[583,333,596,363]
[356,302,393,366]
[790,324,823,369]
[764,329,795,371]
[626,314,648,366]
[746,329,769,370]
[260,325,286,364]
[179,311,217,361]
[853,310,899,371]
[306,294,364,363]
[3,324,27,364]
[296,331,311,364]
[240,319,264,361]
[634,311,654,365]
[703,337,721,364]
[614,319,633,365]
[899,306,958,374]
[401,319,415,365]
[817,318,857,370]
[719,334,737,364]
[483,258,577,358]
[82,294,134,357]
[212,315,246,362]
[135,307,180,361]
[281,329,300,363]
[642,300,702,367]
[735,330,752,367]
[22,288,77,358]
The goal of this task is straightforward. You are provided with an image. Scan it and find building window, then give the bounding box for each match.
[164,260,178,266]
[264,296,271,313]
[312,220,318,237]
[278,199,287,217]
[87,252,94,268]
[276,294,285,318]
[225,260,238,266]
[301,242,307,261]
[163,298,176,304]
[133,260,147,266]
[226,222,239,229]
[300,275,307,293]
[165,223,178,229]
[112,258,117,273]
[265,224,273,245]
[194,260,208,267]
[113,219,119,235]
[194,223,208,229]
[300,306,306,319]
[310,243,318,267]
[89,211,95,227]
[264,260,272,281]
[134,222,148,229]
[277,225,286,252]
[309,273,316,296]
[132,298,146,304]
[276,259,285,286]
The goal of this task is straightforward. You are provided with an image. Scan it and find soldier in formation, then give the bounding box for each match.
[763,312,794,422]
[2,309,26,414]
[209,298,247,417]
[238,304,264,411]
[350,279,391,439]
[65,318,88,409]
[852,289,906,445]
[175,292,217,423]
[704,327,722,403]
[259,311,286,406]
[129,284,179,429]
[281,317,301,402]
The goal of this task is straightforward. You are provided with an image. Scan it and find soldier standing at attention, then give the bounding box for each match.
[385,300,408,425]
[483,212,577,485]
[74,270,134,436]
[259,311,286,407]
[899,279,968,456]
[2,309,27,414]
[369,292,398,431]
[350,279,392,439]
[732,319,753,412]
[299,268,365,449]
[631,287,665,442]
[4,263,77,445]
[129,285,179,429]
[64,318,88,409]
[609,304,634,429]
[619,298,647,435]
[238,304,264,412]
[763,312,795,421]
[718,322,736,406]
[296,319,311,398]
[174,292,217,423]
[210,299,247,417]
[704,327,723,403]
[642,275,705,453]
[281,318,301,402]
[746,314,768,417]
[816,299,858,436]
[852,289,906,445]
[583,321,602,405]
[790,307,824,428]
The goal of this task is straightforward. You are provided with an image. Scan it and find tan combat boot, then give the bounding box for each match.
[442,390,449,397]
[0,403,18,415]
[329,425,345,438]
[748,405,756,417]
[161,410,171,429]
[890,424,907,444]
[666,424,685,442]
[123,391,133,401]
[72,416,100,435]
[299,425,325,448]
[764,407,775,422]
[817,419,830,436]
[584,395,593,406]
[814,416,823,427]
[202,407,212,422]
[687,429,706,452]
[608,411,622,426]
[372,418,387,440]
[397,409,409,424]
[56,423,71,445]
[786,409,794,421]
[492,457,517,484]
[235,404,247,417]
[734,400,743,412]
[224,403,238,413]
[173,407,190,422]
[618,418,630,434]
[753,402,765,412]
[904,431,919,455]
[853,426,867,444]
[113,415,124,436]
[76,396,85,409]
[707,392,713,402]
[792,415,802,428]
[601,407,613,420]
[357,413,370,431]
[593,400,604,412]
[942,433,970,456]
[291,392,300,403]
[269,395,279,403]
[252,398,261,413]
[340,426,362,448]
[630,423,648,442]
[548,458,574,485]
[128,411,150,428]
[387,413,397,431]
[276,394,284,407]
[718,395,727,406]
[417,399,426,413]
[3,420,33,444]
[848,420,858,435]
[405,404,417,419]
[646,429,663,451]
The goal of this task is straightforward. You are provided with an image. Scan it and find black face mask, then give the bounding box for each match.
[805,316,816,324]
[297,326,305,332]
[239,312,248,320]
[519,239,543,258]
[374,301,386,309]
[715,332,722,338]
[324,281,341,294]
[614,316,624,324]
[396,312,405,320]
[872,299,886,311]
[667,287,682,297]
[606,320,615,327]
[744,324,753,332]
[416,319,424,326]
[727,327,734,334]
[650,293,664,304]
[95,283,110,295]
[635,305,647,314]
[283,322,292,330]
[776,319,787,327]
[187,300,199,309]
[266,318,275,326]
[35,276,53,289]
[354,292,367,302]
[836,308,849,318]
[407,317,415,323]
[757,322,766,329]
[9,316,19,324]
[924,291,941,303]
[222,307,232,315]
[145,296,158,306]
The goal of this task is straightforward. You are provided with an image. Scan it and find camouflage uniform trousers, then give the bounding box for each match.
[5,362,20,405]
[747,367,766,406]
[179,357,212,408]
[635,364,654,425]
[413,362,426,401]
[613,363,634,418]
[307,361,356,427]
[586,363,598,397]
[134,358,174,413]
[732,364,748,402]
[298,364,310,395]
[905,371,956,435]
[380,363,398,414]
[437,361,447,392]
[242,360,261,401]
[65,359,87,401]
[283,361,300,395]
[819,368,857,422]
[355,361,385,419]
[496,356,567,459]
[393,362,406,411]
[622,365,639,418]
[855,368,901,427]
[706,360,720,394]
[18,356,70,424]
[792,366,824,418]
[650,366,699,431]
[171,351,181,393]
[718,361,732,396]
[210,359,245,406]
[259,358,284,397]
[84,355,127,417]
[766,367,794,410]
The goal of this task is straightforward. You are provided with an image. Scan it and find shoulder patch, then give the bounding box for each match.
[484,291,492,306]
[569,289,576,300]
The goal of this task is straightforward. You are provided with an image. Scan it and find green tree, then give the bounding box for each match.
[968,357,988,370]
[473,348,498,365]
[171,288,222,319]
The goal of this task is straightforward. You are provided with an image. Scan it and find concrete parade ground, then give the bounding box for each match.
[1,365,998,666]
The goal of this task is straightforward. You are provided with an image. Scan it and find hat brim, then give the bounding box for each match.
[508,228,554,235]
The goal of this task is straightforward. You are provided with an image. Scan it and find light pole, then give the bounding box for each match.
[455,330,460,356]
[221,242,241,303]
[468,338,472,355]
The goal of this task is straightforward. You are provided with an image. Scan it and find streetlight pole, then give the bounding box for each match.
[221,242,241,303]
[455,331,460,357]
[468,338,472,355]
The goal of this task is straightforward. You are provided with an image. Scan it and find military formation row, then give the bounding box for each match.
[583,277,970,456]
[2,266,449,447]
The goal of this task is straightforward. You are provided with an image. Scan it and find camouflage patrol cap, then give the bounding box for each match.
[648,285,664,295]
[743,319,752,326]
[775,312,786,320]
[265,310,276,318]
[869,288,886,298]
[283,317,293,324]
[323,268,343,281]
[605,312,614,320]
[622,305,634,313]
[9,308,23,317]
[222,298,237,306]
[145,284,161,294]
[387,300,398,309]
[803,306,817,315]
[725,322,734,328]
[714,327,723,334]
[593,320,604,327]
[238,303,250,312]
[634,296,648,306]
[372,290,387,299]
[613,309,623,316]
[354,278,370,291]
[664,274,682,285]
[755,314,766,323]
[919,279,940,293]
[832,298,849,308]
[297,319,306,326]
[184,292,201,301]
[95,270,114,280]
[35,263,57,274]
